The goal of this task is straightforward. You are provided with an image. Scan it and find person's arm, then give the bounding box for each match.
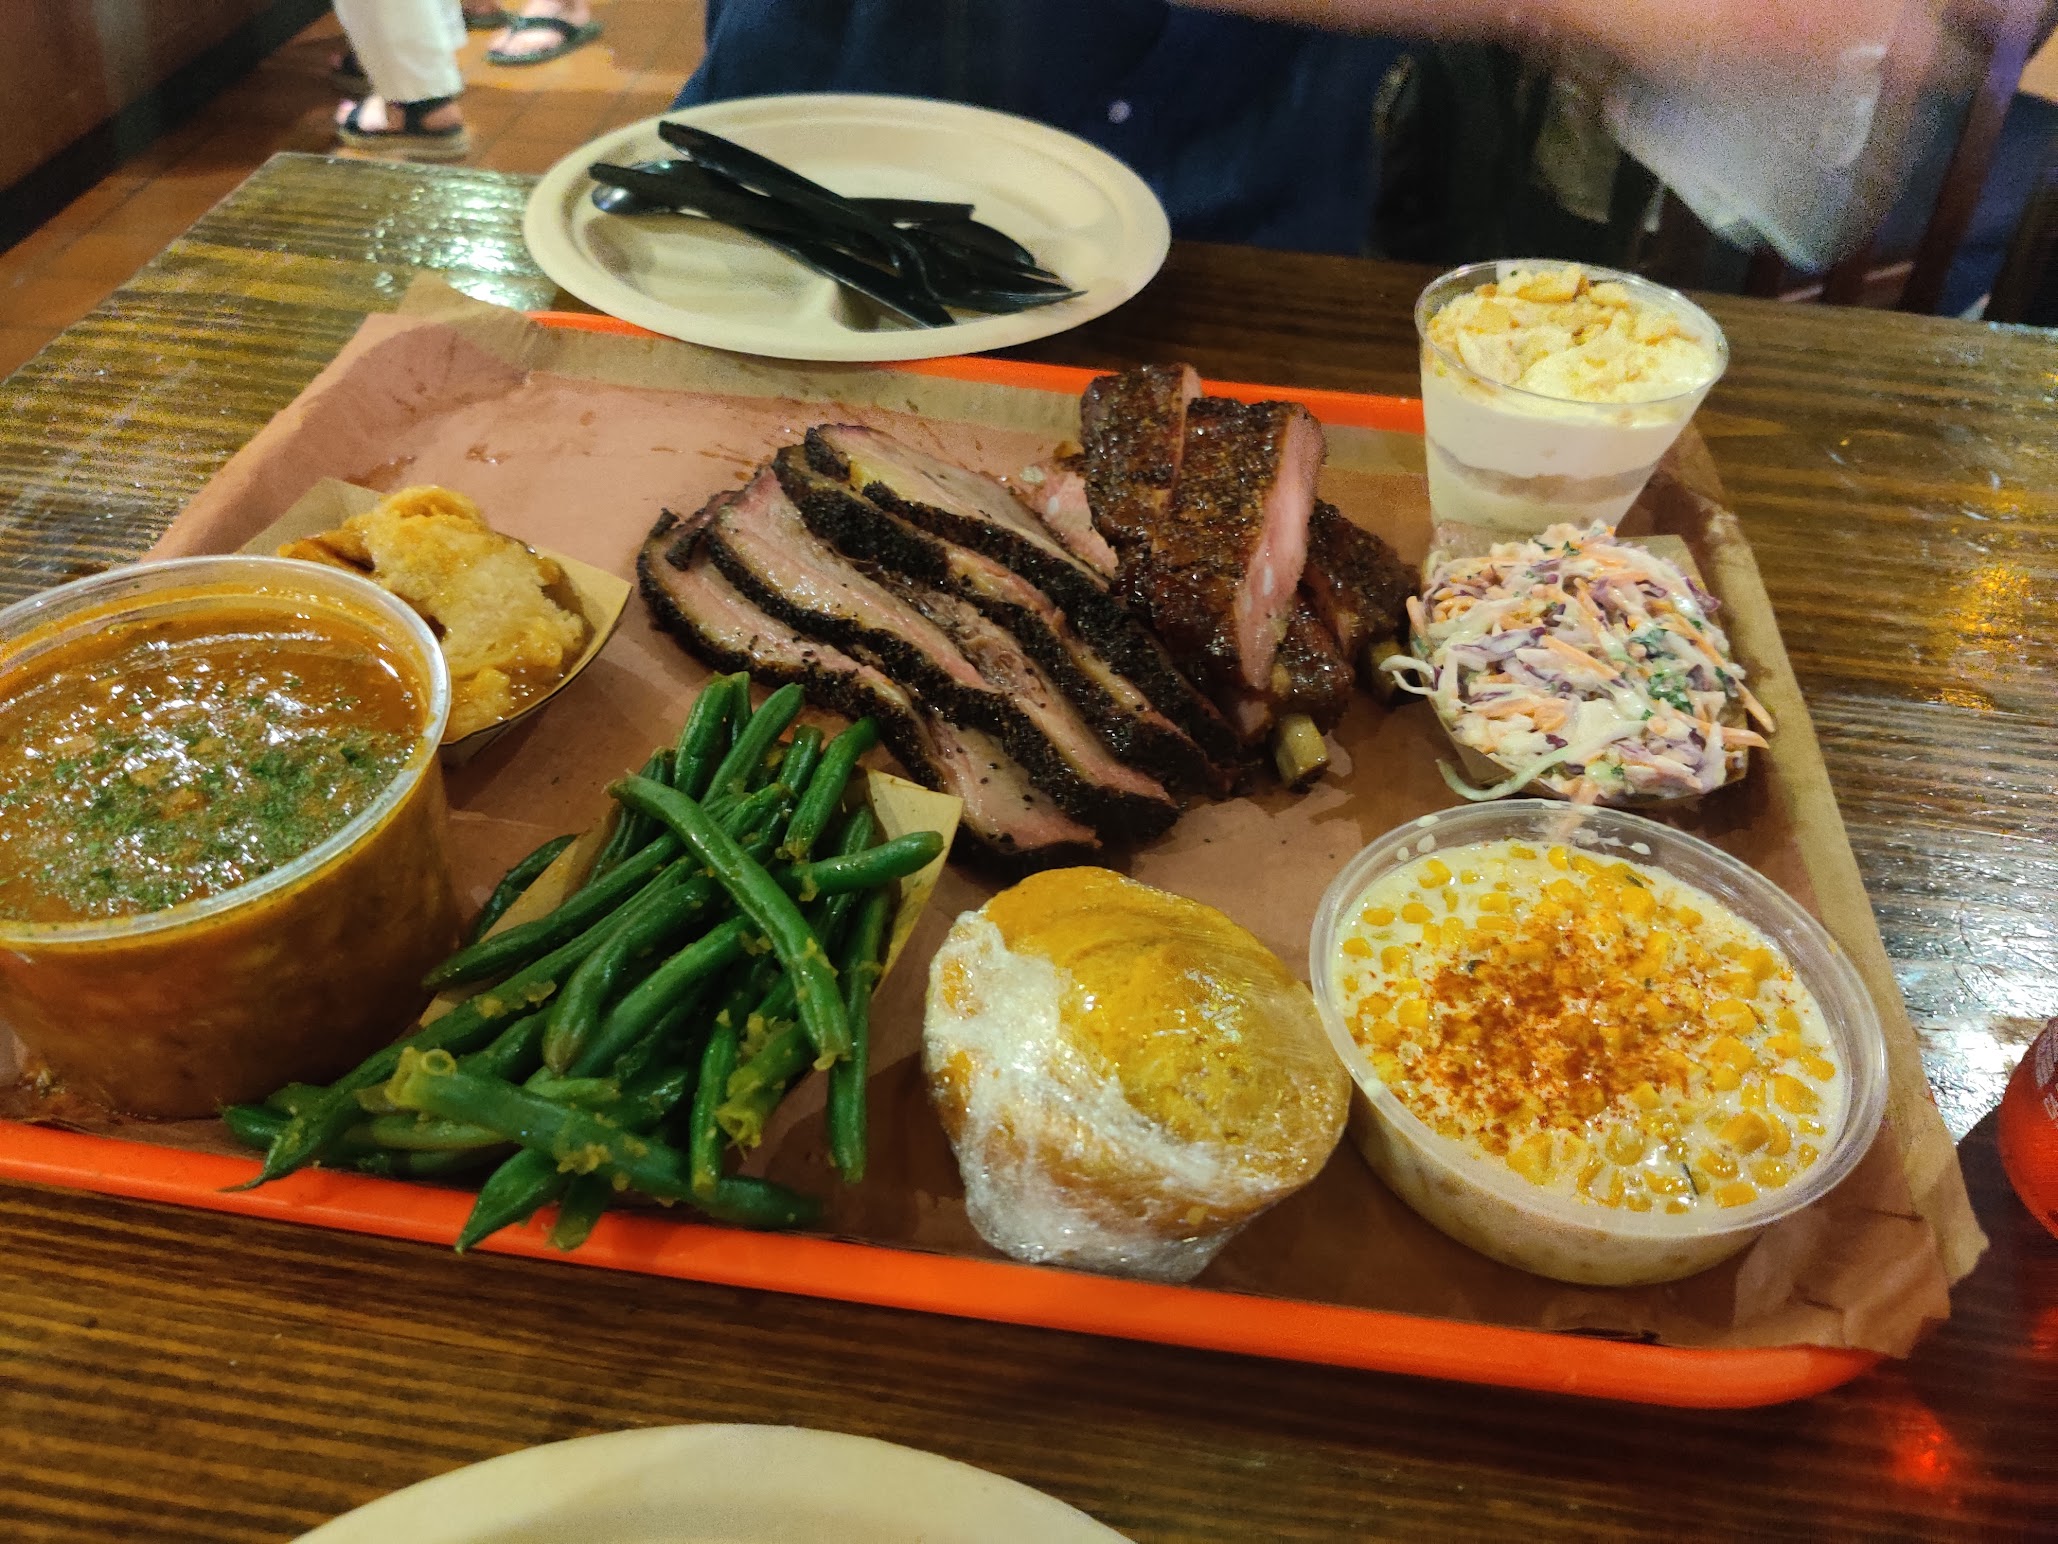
[1178,0,1932,87]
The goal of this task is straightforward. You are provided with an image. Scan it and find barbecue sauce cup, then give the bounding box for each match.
[0,557,460,1118]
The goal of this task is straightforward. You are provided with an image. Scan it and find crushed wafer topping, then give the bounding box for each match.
[1425,264,1719,403]
[1332,840,1842,1215]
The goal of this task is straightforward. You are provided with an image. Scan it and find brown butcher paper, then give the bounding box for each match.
[2,279,1983,1358]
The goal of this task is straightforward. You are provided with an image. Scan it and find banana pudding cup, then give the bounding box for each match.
[1416,261,1728,535]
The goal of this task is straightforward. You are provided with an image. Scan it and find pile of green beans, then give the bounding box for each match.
[223,675,935,1253]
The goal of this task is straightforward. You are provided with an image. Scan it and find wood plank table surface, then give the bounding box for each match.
[2,153,2055,1540]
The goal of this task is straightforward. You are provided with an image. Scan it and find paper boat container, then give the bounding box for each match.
[1418,525,1749,810]
[240,478,629,764]
[434,766,960,1024]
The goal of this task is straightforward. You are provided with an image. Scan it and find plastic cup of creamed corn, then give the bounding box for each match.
[1414,260,1727,536]
[1309,800,1887,1286]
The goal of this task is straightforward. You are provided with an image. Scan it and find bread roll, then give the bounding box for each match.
[924,867,1347,1282]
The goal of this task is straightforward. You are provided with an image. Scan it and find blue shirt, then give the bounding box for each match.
[673,1,1402,254]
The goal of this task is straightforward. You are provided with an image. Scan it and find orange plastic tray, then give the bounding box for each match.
[0,313,1879,1408]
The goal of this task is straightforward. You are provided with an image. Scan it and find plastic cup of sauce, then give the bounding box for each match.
[0,557,460,1118]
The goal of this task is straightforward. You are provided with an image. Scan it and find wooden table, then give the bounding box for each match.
[2,154,2054,1540]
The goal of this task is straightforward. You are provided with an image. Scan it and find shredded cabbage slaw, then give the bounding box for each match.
[1384,523,1773,804]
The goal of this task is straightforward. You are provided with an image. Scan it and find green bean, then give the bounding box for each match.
[688,1023,740,1199]
[780,718,879,861]
[454,1059,697,1251]
[458,1149,564,1251]
[358,1146,511,1180]
[716,1019,809,1148]
[703,682,805,802]
[225,1104,509,1179]
[466,835,576,945]
[442,786,773,1029]
[781,829,943,902]
[576,916,754,1078]
[611,776,850,1062]
[249,885,660,1186]
[713,813,873,1149]
[549,1174,612,1251]
[387,1049,819,1227]
[607,980,711,1087]
[594,749,675,877]
[261,1083,326,1116]
[541,863,708,1073]
[710,948,781,1043]
[672,674,740,797]
[459,1009,551,1083]
[795,807,879,967]
[425,832,677,990]
[700,1175,821,1228]
[222,1102,287,1150]
[350,1082,405,1116]
[551,813,782,1079]
[777,724,824,800]
[520,1071,620,1106]
[588,751,669,878]
[364,1113,507,1152]
[620,1063,696,1127]
[829,881,892,1184]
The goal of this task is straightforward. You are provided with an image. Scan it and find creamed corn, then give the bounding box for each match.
[1332,839,1844,1216]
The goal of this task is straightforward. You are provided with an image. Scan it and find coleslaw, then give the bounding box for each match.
[1385,523,1773,804]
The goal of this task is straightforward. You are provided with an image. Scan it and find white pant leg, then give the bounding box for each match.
[334,0,466,103]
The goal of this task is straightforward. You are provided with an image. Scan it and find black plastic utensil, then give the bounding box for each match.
[589,123,1073,325]
[590,163,972,226]
[591,161,851,246]
[591,161,950,327]
[655,121,1062,290]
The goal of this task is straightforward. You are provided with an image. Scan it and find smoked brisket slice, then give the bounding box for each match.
[1015,454,1116,577]
[1302,500,1413,682]
[804,424,1244,773]
[636,503,1097,867]
[702,469,1176,840]
[1117,396,1324,741]
[772,447,1220,795]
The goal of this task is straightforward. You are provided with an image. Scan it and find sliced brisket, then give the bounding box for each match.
[805,424,1244,772]
[773,447,1219,794]
[637,502,1097,866]
[1015,454,1115,577]
[702,468,1176,840]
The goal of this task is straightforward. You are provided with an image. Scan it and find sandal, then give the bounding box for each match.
[464,5,510,29]
[335,96,474,163]
[328,48,370,94]
[485,14,603,66]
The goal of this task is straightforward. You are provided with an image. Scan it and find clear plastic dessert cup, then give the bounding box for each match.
[0,557,460,1118]
[1415,260,1728,536]
[1308,800,1887,1287]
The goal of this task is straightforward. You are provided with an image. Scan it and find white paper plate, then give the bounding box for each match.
[522,94,1170,362]
[297,1423,1129,1543]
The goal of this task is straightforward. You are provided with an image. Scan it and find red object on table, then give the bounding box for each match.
[1999,1018,2058,1240]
